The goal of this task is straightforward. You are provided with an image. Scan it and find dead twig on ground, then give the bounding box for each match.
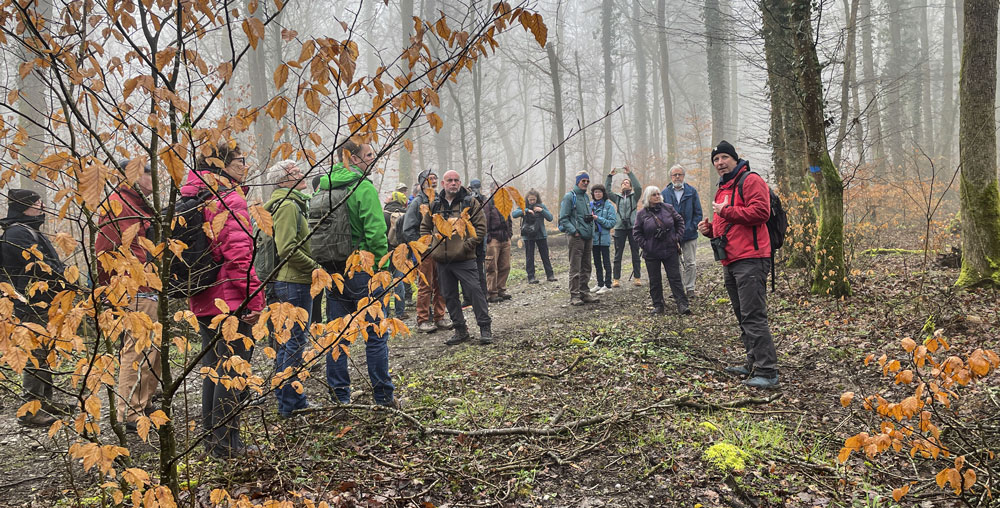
[495,354,593,380]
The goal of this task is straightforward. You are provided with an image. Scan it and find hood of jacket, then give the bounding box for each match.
[264,187,310,212]
[319,162,363,190]
[0,211,44,231]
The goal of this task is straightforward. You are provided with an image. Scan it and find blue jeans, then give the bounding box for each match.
[325,271,394,405]
[272,281,313,417]
[393,269,407,318]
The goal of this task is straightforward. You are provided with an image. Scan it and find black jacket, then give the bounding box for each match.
[0,213,66,321]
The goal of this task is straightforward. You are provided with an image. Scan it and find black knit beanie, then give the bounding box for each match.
[711,140,739,162]
[8,189,41,216]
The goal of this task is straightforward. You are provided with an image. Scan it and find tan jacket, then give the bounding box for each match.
[419,186,487,263]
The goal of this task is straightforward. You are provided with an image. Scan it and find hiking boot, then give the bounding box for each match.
[18,411,56,428]
[417,321,437,333]
[42,400,75,416]
[570,297,585,306]
[479,325,494,345]
[724,365,752,377]
[378,397,404,410]
[487,295,502,303]
[649,306,665,315]
[445,327,471,346]
[499,292,512,301]
[633,279,642,287]
[435,318,454,330]
[686,289,695,299]
[527,278,540,284]
[744,374,780,389]
[580,293,600,304]
[547,276,558,282]
[612,279,621,288]
[679,306,693,316]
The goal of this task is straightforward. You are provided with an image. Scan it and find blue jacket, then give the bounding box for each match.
[661,182,703,242]
[512,202,553,239]
[559,187,594,240]
[590,199,618,246]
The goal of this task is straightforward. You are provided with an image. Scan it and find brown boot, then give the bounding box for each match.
[19,411,56,428]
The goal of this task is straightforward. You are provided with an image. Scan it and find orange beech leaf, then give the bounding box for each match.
[901,337,916,352]
[891,484,910,501]
[840,391,854,407]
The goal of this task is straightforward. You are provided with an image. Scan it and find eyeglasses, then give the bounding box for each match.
[232,156,246,165]
[579,179,590,183]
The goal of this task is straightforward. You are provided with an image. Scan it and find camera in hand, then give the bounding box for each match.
[710,235,728,261]
[583,215,594,223]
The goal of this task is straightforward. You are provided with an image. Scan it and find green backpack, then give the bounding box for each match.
[253,201,280,285]
[309,184,354,264]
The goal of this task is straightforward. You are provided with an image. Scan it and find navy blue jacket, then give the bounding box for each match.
[661,183,703,242]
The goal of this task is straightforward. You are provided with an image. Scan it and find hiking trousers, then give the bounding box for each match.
[416,258,446,324]
[722,258,779,377]
[524,237,554,280]
[438,259,491,331]
[486,239,511,297]
[567,235,593,299]
[613,229,641,280]
[680,239,698,292]
[646,253,689,312]
[198,316,254,457]
[117,297,162,423]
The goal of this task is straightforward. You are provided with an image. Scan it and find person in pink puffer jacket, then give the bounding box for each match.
[180,141,264,459]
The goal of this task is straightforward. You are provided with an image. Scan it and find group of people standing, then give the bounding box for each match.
[0,138,779,462]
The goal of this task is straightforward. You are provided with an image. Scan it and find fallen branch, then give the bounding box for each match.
[674,393,783,411]
[496,354,593,380]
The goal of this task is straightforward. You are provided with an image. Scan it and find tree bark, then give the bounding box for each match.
[547,42,567,197]
[956,0,1000,287]
[631,0,649,171]
[657,0,678,167]
[705,0,729,143]
[248,0,275,198]
[15,0,51,198]
[762,0,816,268]
[473,63,484,182]
[859,0,885,175]
[941,0,957,171]
[602,0,614,174]
[884,0,906,172]
[790,0,851,297]
[397,0,415,186]
[833,0,860,168]
[919,0,934,155]
[575,51,592,173]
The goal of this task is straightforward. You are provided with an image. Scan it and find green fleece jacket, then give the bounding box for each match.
[318,163,389,264]
[265,188,319,284]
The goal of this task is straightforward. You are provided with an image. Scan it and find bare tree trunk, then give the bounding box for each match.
[941,0,957,170]
[705,0,729,143]
[631,0,649,171]
[725,0,738,139]
[884,0,906,172]
[574,51,592,173]
[447,83,471,183]
[919,0,935,155]
[602,0,614,174]
[15,0,51,197]
[658,0,678,167]
[956,0,1000,287]
[248,0,276,197]
[547,42,568,197]
[834,0,860,168]
[790,0,851,297]
[860,0,886,175]
[762,0,815,268]
[397,0,415,185]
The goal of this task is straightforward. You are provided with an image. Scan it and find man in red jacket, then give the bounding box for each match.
[96,160,161,431]
[697,141,779,389]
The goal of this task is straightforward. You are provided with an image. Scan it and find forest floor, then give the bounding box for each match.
[0,241,997,507]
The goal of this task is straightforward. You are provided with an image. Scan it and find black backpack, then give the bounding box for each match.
[733,171,788,290]
[164,190,224,298]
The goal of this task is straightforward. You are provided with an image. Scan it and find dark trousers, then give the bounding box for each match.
[524,237,554,280]
[199,316,254,456]
[723,258,779,377]
[613,229,642,280]
[646,254,689,312]
[592,245,612,288]
[17,312,55,404]
[438,259,491,331]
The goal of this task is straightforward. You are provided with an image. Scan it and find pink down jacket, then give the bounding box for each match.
[180,170,265,317]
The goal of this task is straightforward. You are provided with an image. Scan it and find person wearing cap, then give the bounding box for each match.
[402,169,452,333]
[383,187,410,319]
[96,160,162,432]
[1,189,70,427]
[558,171,600,306]
[697,141,779,389]
[483,182,513,303]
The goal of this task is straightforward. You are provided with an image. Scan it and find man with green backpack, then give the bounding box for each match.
[310,139,396,407]
[258,159,319,417]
